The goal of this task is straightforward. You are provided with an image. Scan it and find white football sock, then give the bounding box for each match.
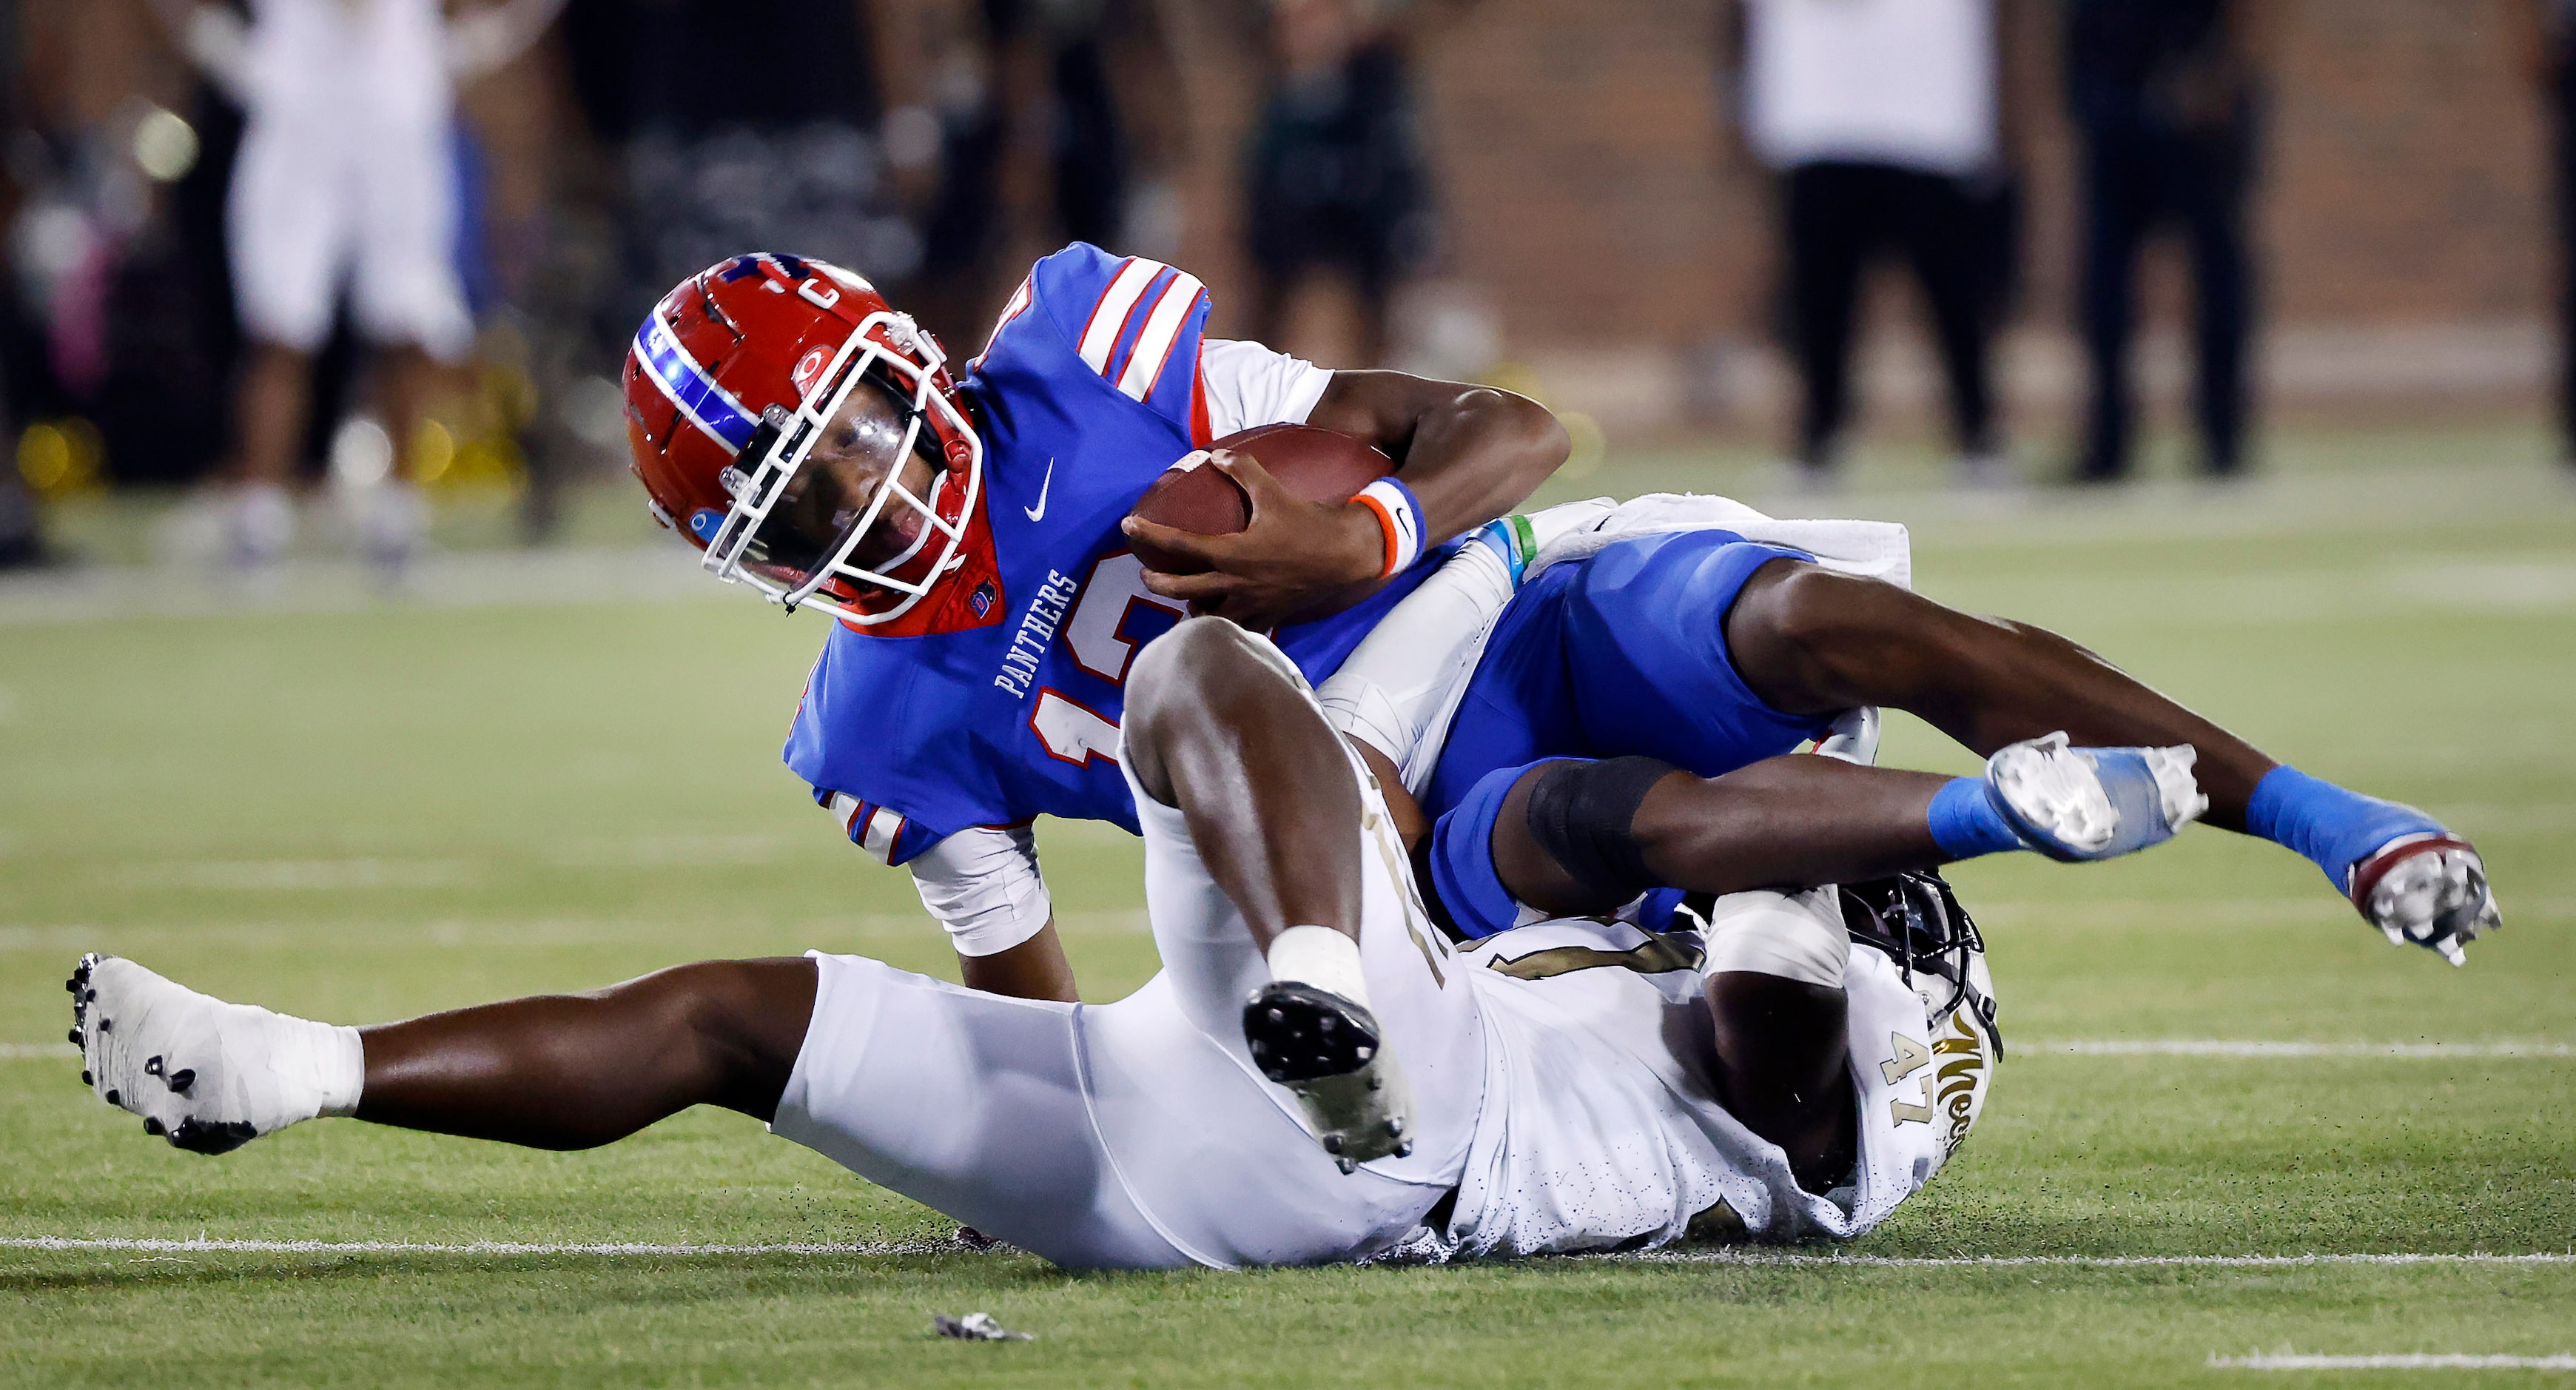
[280,1014,367,1120]
[1266,925,1371,1010]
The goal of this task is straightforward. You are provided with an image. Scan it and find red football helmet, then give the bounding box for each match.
[623,252,983,625]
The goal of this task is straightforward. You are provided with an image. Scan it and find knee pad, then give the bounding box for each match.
[1701,888,1848,990]
[1524,756,1678,904]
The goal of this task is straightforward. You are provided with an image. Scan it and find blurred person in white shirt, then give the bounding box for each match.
[1721,0,2027,491]
[150,0,559,570]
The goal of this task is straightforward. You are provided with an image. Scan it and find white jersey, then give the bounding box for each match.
[1412,910,1994,1259]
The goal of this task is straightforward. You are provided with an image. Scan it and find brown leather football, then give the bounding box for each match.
[1128,423,1394,575]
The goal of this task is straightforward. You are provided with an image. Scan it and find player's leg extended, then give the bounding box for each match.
[1724,559,2501,961]
[1123,617,1420,1166]
[70,953,814,1153]
[1422,742,2200,946]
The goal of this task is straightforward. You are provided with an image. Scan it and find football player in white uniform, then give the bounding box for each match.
[67,617,2182,1264]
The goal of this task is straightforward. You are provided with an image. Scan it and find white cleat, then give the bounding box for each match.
[67,953,362,1154]
[1985,732,2207,862]
[2348,834,2501,967]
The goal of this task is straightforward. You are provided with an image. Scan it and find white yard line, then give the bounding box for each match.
[2210,1353,2576,1371]
[1,1238,2570,1268]
[0,1044,75,1060]
[0,1236,981,1257]
[2031,1041,2575,1058]
[1607,1252,2576,1269]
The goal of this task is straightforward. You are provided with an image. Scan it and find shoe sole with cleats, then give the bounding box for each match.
[69,953,262,1155]
[1242,981,1416,1171]
[2349,833,2499,966]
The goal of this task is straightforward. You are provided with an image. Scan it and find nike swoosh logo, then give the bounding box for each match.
[1024,457,1055,522]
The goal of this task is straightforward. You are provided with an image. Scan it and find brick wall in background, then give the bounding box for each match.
[1383,0,2557,432]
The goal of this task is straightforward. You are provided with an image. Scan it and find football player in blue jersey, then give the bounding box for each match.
[623,246,1569,1002]
[625,246,2493,1022]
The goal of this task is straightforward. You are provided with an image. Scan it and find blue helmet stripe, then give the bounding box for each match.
[633,314,757,454]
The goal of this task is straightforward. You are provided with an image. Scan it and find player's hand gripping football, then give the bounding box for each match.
[1123,449,1388,629]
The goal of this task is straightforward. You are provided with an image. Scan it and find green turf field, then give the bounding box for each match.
[2,435,2572,1386]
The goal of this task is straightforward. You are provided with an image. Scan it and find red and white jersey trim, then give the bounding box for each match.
[1116,271,1206,402]
[1077,258,1164,375]
[824,791,908,865]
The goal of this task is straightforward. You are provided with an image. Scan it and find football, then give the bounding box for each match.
[1127,423,1394,574]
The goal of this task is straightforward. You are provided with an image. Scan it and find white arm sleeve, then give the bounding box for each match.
[1197,338,1333,439]
[1316,540,1519,794]
[904,825,1054,958]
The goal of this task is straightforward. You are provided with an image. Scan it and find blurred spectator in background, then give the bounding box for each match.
[2520,0,2576,476]
[559,0,913,345]
[1723,0,2021,493]
[2065,0,2274,484]
[889,0,1188,351]
[149,0,562,571]
[6,0,236,538]
[1242,0,1446,367]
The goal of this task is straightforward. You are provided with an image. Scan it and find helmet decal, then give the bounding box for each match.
[633,313,756,453]
[793,346,830,392]
[686,508,726,542]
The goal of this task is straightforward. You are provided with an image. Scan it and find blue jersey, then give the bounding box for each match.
[784,244,1443,864]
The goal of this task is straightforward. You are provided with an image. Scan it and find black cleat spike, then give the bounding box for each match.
[166,1069,194,1095]
[67,1027,81,1047]
[169,1118,258,1156]
[1322,1132,1343,1155]
[143,1118,164,1137]
[144,1056,163,1077]
[80,1070,92,1087]
[1393,1139,1413,1158]
[95,1017,110,1033]
[104,1089,120,1107]
[1240,982,1384,1083]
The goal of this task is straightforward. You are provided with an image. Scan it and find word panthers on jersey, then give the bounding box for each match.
[762,245,1451,862]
